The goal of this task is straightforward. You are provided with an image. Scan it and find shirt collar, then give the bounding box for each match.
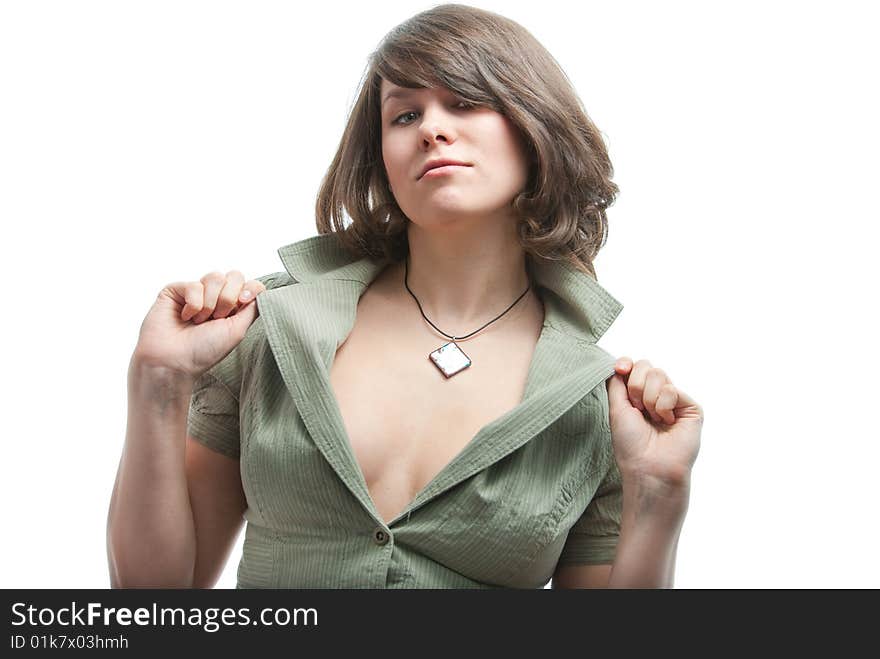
[276,233,623,344]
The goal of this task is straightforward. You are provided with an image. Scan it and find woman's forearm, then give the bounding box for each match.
[106,354,198,588]
[607,474,690,589]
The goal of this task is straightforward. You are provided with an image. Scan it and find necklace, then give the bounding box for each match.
[404,254,532,379]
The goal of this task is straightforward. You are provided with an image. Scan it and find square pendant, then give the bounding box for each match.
[429,341,472,378]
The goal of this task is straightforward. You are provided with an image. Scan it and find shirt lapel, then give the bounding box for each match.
[256,233,624,527]
[256,236,386,520]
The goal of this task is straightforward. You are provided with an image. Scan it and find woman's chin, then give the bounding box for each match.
[407,208,485,228]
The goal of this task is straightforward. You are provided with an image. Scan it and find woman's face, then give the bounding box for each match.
[380,79,530,229]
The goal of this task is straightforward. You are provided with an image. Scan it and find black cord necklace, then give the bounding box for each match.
[404,253,532,378]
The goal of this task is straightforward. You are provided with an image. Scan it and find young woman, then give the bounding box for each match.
[107,4,703,589]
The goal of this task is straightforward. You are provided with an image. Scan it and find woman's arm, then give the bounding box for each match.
[106,355,198,588]
[552,474,687,589]
[603,356,702,588]
[607,474,689,588]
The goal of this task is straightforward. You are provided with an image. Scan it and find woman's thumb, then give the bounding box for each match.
[229,298,260,336]
[605,372,634,413]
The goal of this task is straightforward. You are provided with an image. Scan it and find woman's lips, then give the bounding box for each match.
[420,164,469,180]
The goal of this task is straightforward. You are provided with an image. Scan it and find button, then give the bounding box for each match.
[373,528,389,545]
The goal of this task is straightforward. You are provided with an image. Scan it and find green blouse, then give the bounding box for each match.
[186,232,625,588]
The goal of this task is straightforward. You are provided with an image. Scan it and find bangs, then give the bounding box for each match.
[370,26,501,109]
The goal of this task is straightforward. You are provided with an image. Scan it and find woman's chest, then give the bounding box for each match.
[328,290,544,525]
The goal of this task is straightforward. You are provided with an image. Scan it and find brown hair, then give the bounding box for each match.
[315,3,618,279]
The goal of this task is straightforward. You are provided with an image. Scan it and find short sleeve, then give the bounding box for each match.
[186,369,241,460]
[555,455,623,566]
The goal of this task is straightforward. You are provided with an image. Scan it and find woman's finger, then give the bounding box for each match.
[177,282,203,323]
[643,368,670,423]
[214,270,246,319]
[191,272,225,323]
[656,384,679,425]
[626,359,653,411]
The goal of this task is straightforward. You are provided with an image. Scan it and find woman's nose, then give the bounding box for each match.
[419,118,454,146]
[417,104,457,146]
[421,127,450,145]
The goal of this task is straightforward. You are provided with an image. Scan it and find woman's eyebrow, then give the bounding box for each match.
[381,89,420,107]
[382,88,459,112]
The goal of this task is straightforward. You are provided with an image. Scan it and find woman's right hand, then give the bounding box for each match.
[133,270,268,381]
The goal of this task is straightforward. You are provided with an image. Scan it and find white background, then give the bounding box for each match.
[2,0,877,589]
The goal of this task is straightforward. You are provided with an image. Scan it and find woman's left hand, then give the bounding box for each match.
[606,357,704,488]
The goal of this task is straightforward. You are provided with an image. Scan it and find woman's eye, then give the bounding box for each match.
[393,111,418,125]
[392,101,475,126]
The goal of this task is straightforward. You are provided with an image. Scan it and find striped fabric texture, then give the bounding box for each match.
[187,232,625,588]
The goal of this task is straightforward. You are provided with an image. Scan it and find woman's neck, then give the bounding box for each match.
[393,220,534,330]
